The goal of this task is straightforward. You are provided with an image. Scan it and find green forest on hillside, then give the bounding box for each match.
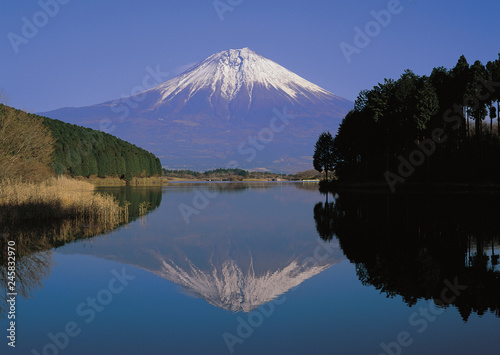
[42,115,162,179]
[0,103,143,236]
[1,104,162,180]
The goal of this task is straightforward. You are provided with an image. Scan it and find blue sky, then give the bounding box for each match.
[1,0,499,113]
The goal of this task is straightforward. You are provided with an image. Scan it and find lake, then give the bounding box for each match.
[1,182,499,355]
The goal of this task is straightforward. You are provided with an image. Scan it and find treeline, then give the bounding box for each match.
[42,114,162,179]
[162,168,248,179]
[162,168,292,180]
[1,104,163,180]
[330,54,500,187]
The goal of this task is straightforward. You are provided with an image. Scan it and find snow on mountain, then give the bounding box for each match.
[39,48,353,172]
[153,48,333,105]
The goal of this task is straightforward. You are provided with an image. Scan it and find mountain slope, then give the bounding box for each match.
[40,48,353,172]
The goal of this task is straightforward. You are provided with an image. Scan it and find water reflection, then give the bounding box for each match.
[0,248,52,317]
[0,187,163,318]
[313,194,336,241]
[60,183,345,313]
[314,190,500,320]
[102,186,164,217]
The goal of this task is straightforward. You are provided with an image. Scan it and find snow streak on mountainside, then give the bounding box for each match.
[39,48,353,172]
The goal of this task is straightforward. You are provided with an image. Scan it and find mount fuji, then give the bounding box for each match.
[40,48,352,172]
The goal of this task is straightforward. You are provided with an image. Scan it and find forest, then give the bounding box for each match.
[322,54,500,189]
[0,104,162,180]
[42,111,163,179]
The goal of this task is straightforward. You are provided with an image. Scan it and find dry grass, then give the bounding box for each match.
[75,175,166,186]
[0,176,127,227]
[128,176,166,185]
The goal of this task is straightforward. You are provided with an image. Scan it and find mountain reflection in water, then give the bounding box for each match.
[58,183,345,313]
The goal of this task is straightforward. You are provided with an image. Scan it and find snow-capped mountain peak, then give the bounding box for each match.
[39,47,353,172]
[153,47,333,104]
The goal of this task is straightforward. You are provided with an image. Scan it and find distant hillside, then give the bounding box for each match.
[161,168,323,181]
[0,104,162,179]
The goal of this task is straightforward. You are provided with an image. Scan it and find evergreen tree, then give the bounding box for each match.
[313,131,335,181]
[330,54,500,185]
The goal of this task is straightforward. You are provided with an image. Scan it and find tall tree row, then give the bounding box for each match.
[328,54,500,184]
[43,115,162,179]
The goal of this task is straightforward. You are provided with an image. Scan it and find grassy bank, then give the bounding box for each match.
[0,176,127,227]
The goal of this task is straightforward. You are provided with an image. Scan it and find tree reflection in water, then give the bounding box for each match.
[313,190,500,321]
[0,187,163,318]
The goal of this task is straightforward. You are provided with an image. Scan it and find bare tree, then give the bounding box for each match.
[0,105,55,181]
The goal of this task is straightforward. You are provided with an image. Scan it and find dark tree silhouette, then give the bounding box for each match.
[328,54,500,186]
[313,197,335,241]
[467,60,489,140]
[313,131,335,181]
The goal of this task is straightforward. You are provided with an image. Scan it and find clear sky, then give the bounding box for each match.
[1,0,499,113]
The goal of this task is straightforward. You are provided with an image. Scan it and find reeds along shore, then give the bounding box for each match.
[77,175,166,186]
[0,176,130,319]
[0,176,128,228]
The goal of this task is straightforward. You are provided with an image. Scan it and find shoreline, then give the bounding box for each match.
[0,176,127,228]
[76,176,311,186]
[74,176,167,186]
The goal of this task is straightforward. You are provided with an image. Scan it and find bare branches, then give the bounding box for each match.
[0,105,55,181]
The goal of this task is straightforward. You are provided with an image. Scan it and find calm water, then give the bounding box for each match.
[1,182,499,355]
